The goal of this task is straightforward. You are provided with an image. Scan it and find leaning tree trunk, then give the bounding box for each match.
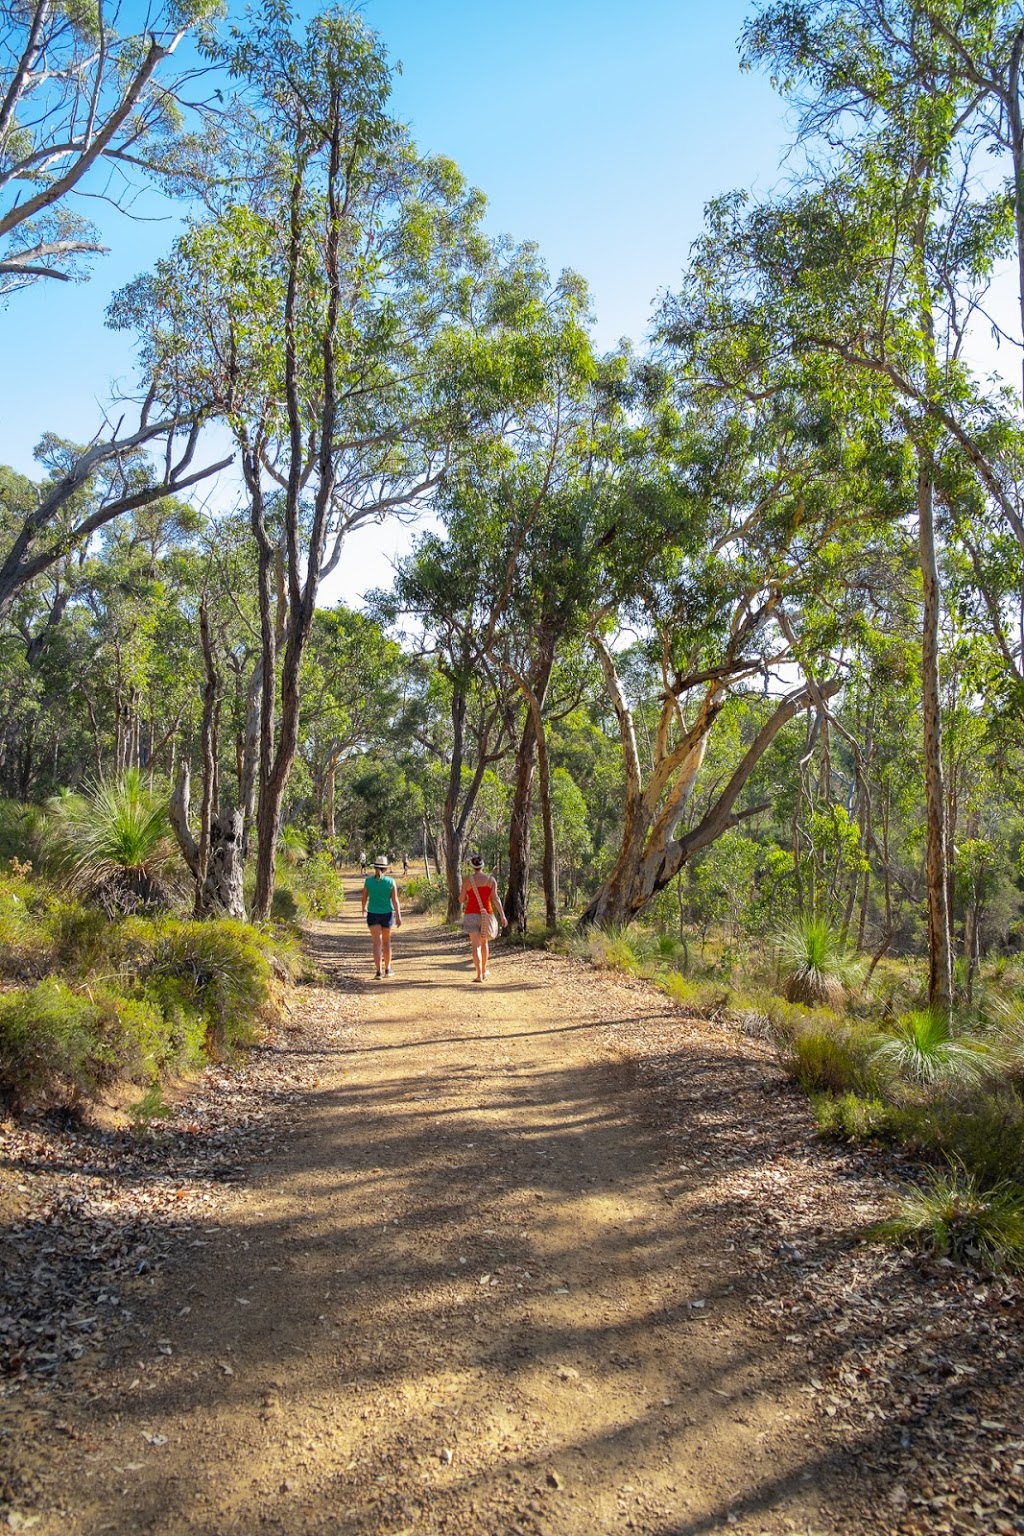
[582,650,836,927]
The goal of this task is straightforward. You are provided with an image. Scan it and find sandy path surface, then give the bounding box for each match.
[6,889,1019,1535]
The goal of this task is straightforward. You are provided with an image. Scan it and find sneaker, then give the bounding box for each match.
[384,966,393,977]
[374,969,382,979]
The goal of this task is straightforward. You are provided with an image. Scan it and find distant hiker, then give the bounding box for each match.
[460,854,506,983]
[359,850,367,875]
[362,856,401,979]
[402,852,409,877]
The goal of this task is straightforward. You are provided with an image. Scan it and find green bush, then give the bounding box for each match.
[0,801,50,866]
[661,971,733,1017]
[869,1164,1024,1274]
[406,876,447,914]
[152,918,274,1054]
[813,1091,897,1142]
[0,869,61,978]
[294,851,345,917]
[886,1089,1024,1187]
[777,913,863,1008]
[785,1022,876,1095]
[0,859,293,1107]
[0,979,115,1107]
[48,771,178,910]
[271,882,302,921]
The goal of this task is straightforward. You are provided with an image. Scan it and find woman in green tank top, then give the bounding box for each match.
[361,855,402,978]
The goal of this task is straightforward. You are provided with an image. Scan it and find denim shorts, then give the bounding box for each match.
[366,910,393,928]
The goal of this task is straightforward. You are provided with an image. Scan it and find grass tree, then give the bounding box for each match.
[778,913,863,1009]
[49,769,176,911]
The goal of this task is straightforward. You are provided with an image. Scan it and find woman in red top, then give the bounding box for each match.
[459,853,507,982]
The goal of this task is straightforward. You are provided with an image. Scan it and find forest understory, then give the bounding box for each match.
[2,899,1021,1536]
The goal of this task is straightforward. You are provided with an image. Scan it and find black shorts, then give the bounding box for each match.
[366,910,393,929]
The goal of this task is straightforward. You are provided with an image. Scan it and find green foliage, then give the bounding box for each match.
[405,876,446,914]
[813,1091,896,1143]
[278,824,307,867]
[48,771,177,909]
[0,801,49,865]
[0,867,61,978]
[297,851,345,918]
[871,1008,990,1087]
[777,913,863,1008]
[0,980,115,1107]
[869,1166,1024,1275]
[661,970,734,1018]
[128,1082,173,1135]
[272,850,346,920]
[0,861,290,1107]
[151,918,274,1054]
[786,1022,875,1095]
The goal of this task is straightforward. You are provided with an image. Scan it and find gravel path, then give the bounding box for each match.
[1,890,1022,1535]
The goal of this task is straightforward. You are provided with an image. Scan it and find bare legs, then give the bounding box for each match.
[370,924,393,976]
[469,932,490,981]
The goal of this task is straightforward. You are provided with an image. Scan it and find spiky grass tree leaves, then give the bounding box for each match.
[49,770,176,911]
[871,1006,990,1087]
[777,912,864,1007]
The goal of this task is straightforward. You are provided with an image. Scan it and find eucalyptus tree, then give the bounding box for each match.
[115,4,563,919]
[379,259,599,925]
[740,0,1024,1005]
[0,0,221,297]
[382,535,520,920]
[577,303,909,928]
[0,415,231,632]
[0,2,231,631]
[299,606,404,840]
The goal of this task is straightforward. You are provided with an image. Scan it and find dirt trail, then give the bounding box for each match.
[5,888,1018,1536]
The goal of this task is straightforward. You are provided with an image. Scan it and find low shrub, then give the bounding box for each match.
[661,971,733,1018]
[0,801,50,866]
[270,882,302,921]
[0,901,290,1107]
[868,1164,1024,1274]
[813,1091,897,1142]
[0,868,60,978]
[785,1023,876,1095]
[0,979,116,1107]
[48,771,178,911]
[406,876,448,915]
[887,1088,1024,1187]
[294,851,346,917]
[777,913,863,1008]
[151,918,275,1054]
[567,925,645,973]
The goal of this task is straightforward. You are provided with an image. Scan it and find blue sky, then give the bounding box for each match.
[0,0,793,601]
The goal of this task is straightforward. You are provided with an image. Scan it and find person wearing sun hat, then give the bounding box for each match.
[361,855,402,978]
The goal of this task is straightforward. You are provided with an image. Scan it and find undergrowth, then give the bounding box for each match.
[562,912,1024,1273]
[0,866,296,1112]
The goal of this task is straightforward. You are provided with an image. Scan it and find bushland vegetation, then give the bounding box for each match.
[7,0,1024,1266]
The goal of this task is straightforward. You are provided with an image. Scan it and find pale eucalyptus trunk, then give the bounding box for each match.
[169,764,247,920]
[583,632,837,926]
